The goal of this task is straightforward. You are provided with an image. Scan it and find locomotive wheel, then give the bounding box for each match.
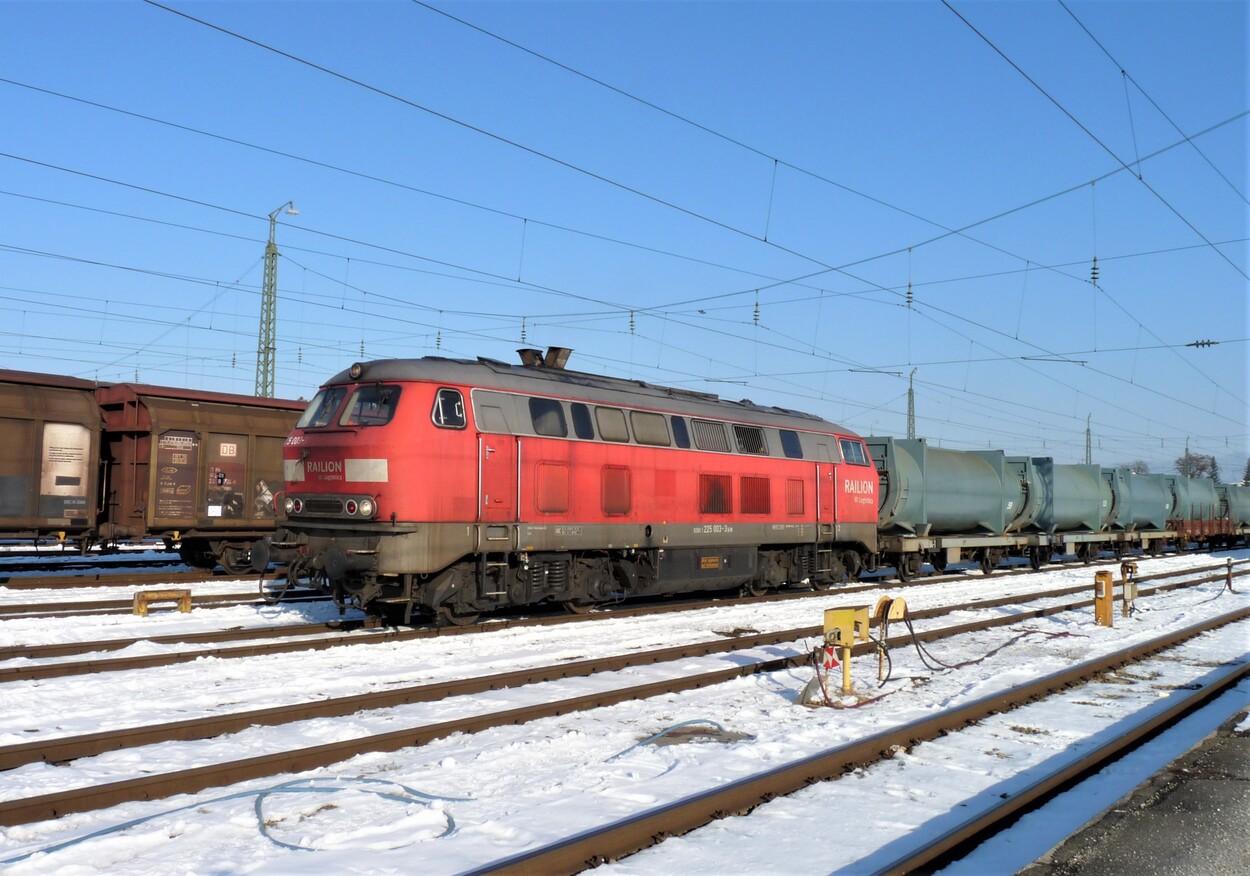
[739,580,768,598]
[437,605,480,627]
[839,550,863,580]
[563,599,599,615]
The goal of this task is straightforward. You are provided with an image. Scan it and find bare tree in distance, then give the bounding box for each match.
[1175,450,1220,482]
[1123,460,1150,474]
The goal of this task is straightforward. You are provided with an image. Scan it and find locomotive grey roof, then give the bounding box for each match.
[324,354,860,437]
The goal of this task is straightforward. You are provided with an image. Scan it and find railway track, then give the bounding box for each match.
[2,559,1240,684]
[2,559,1241,683]
[478,608,1250,874]
[1,565,1245,827]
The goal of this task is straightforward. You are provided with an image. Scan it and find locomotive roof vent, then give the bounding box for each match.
[517,346,573,370]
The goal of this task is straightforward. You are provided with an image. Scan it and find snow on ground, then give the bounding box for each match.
[0,549,1246,874]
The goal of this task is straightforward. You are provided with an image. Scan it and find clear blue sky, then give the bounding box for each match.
[1,1,1246,476]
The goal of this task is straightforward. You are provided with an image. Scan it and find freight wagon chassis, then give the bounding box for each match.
[875,529,1178,580]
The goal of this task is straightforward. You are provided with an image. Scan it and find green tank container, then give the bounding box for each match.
[1125,472,1170,530]
[1032,460,1104,533]
[1150,474,1190,523]
[1186,477,1219,521]
[1217,484,1250,527]
[1100,467,1133,530]
[866,437,1013,536]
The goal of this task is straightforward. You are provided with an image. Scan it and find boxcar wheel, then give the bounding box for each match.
[895,553,922,582]
[1028,546,1044,571]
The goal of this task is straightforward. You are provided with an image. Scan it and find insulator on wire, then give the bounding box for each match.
[630,310,635,335]
[436,330,442,350]
[906,283,913,309]
[521,317,527,344]
[1091,256,1099,284]
[753,299,760,326]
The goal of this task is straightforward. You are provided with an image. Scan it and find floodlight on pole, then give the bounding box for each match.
[255,200,297,397]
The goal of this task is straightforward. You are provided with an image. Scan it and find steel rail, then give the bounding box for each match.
[477,607,1250,874]
[0,591,326,620]
[873,660,1250,874]
[0,569,229,590]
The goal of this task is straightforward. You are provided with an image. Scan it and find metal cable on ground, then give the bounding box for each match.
[0,776,472,865]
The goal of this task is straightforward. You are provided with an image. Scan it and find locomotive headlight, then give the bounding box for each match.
[283,497,296,515]
[358,497,375,518]
[292,498,304,514]
[345,499,359,516]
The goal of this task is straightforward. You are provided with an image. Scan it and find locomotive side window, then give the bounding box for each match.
[431,388,466,429]
[671,416,691,448]
[780,429,804,459]
[691,419,729,453]
[699,473,732,513]
[741,476,770,513]
[529,397,568,437]
[839,438,871,466]
[631,411,670,446]
[570,403,595,440]
[296,387,346,429]
[602,465,631,515]
[595,407,629,442]
[733,424,767,455]
[339,385,401,427]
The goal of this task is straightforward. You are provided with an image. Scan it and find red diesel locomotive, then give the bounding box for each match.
[270,347,879,624]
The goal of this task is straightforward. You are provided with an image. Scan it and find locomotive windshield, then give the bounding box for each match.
[340,384,401,426]
[296,387,347,429]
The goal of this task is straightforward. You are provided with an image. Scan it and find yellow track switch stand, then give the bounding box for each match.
[824,606,870,695]
[1094,570,1114,627]
[1120,561,1138,617]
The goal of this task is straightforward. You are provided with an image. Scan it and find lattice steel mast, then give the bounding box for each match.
[256,200,298,397]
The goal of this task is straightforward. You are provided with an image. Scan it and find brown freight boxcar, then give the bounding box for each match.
[95,383,305,571]
[0,370,101,542]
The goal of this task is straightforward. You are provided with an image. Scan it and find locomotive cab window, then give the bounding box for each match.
[297,387,347,429]
[340,384,401,427]
[529,397,568,437]
[431,388,466,429]
[839,437,871,466]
